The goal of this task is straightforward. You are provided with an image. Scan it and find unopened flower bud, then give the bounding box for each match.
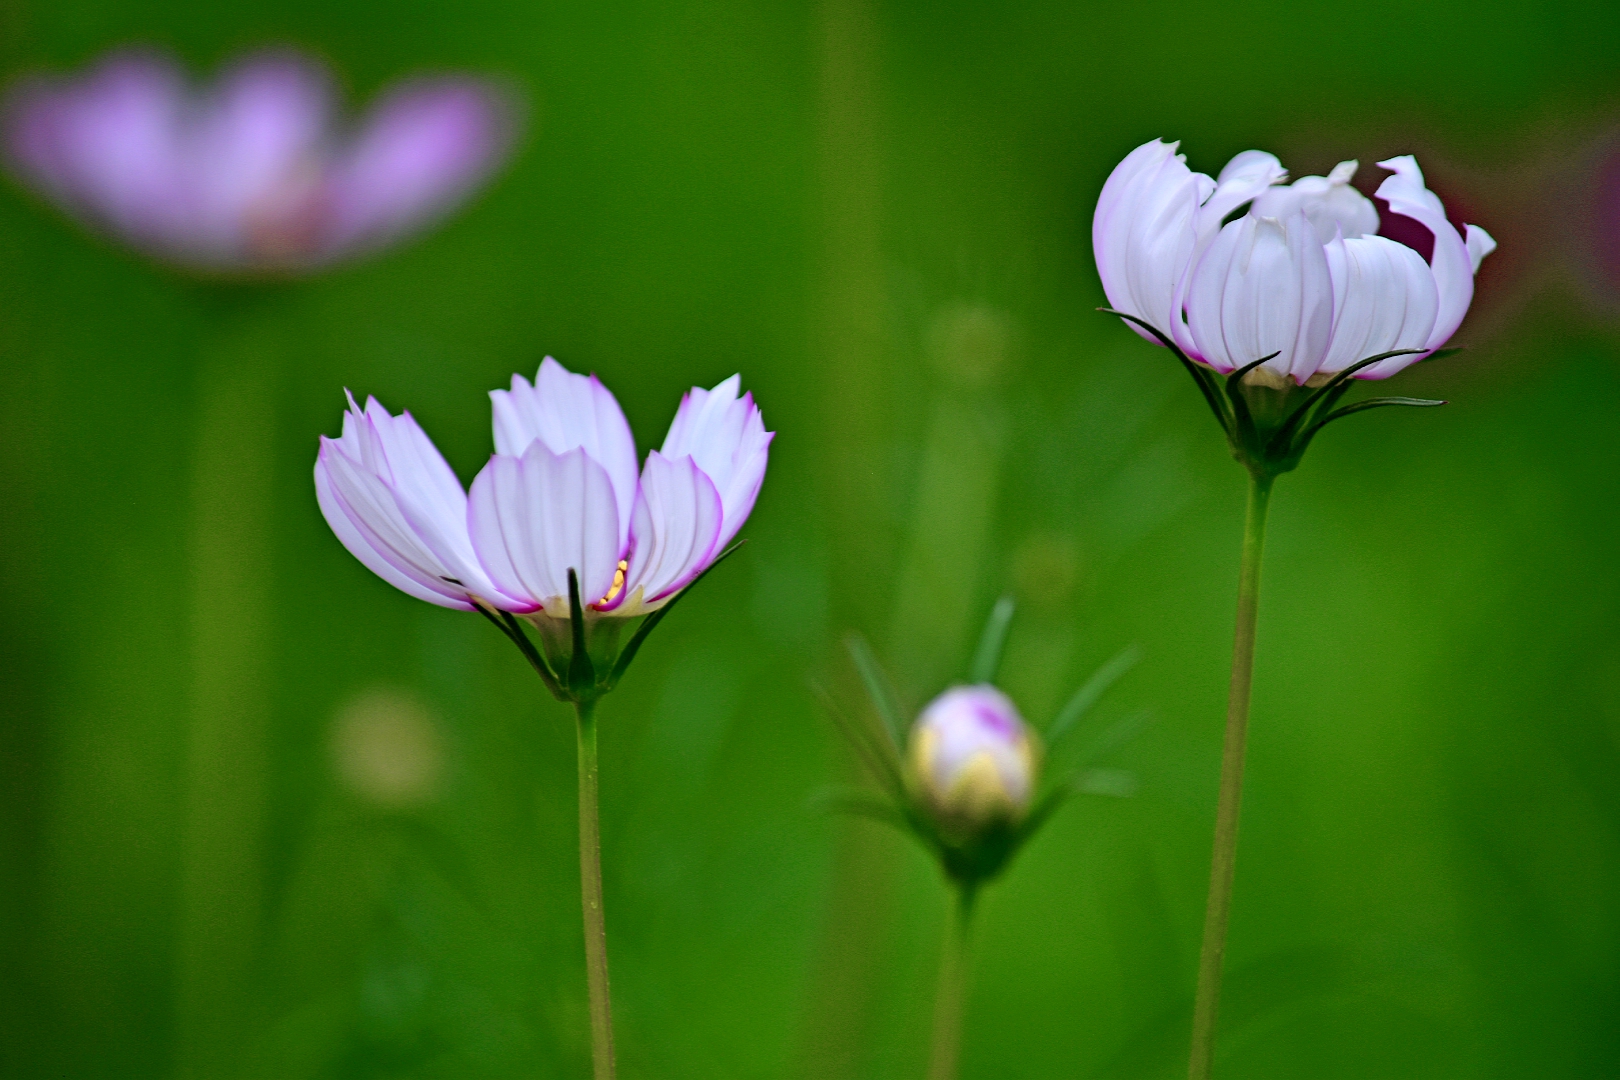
[908,684,1036,835]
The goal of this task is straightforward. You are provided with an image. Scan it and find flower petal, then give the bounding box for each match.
[1251,160,1381,244]
[608,451,723,613]
[325,77,513,256]
[1375,155,1492,351]
[1321,235,1439,378]
[316,393,513,610]
[5,51,187,250]
[185,52,331,262]
[657,374,772,547]
[1185,212,1332,381]
[1092,139,1208,340]
[468,442,623,614]
[488,357,639,550]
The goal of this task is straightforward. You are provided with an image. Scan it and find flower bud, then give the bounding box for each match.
[908,685,1036,836]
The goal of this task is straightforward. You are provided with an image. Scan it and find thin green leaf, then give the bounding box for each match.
[969,595,1017,685]
[807,788,911,834]
[846,633,906,752]
[1267,348,1424,457]
[1076,706,1155,765]
[607,540,746,688]
[1073,768,1138,798]
[1046,645,1141,746]
[474,603,567,700]
[1308,395,1446,437]
[808,680,906,801]
[1099,308,1233,436]
[1423,347,1463,362]
[1221,352,1278,449]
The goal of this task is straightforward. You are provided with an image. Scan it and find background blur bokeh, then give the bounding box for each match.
[4,0,1620,1077]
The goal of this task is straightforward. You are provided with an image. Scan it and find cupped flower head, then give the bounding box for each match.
[1095,140,1497,385]
[469,359,772,619]
[908,685,1037,836]
[5,48,514,273]
[315,391,523,612]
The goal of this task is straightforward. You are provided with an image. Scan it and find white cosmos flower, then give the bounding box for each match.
[1095,140,1497,384]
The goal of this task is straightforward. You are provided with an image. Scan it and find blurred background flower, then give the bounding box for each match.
[5,47,514,273]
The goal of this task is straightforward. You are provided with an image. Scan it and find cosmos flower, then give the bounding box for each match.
[316,359,772,627]
[6,48,513,272]
[1094,139,1496,385]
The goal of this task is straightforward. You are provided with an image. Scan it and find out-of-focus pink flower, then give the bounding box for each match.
[6,48,514,272]
[1094,140,1497,384]
[317,359,773,623]
[469,359,773,618]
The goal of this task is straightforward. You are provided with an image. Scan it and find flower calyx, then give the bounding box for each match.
[1101,309,1447,480]
[477,546,743,706]
[818,598,1143,889]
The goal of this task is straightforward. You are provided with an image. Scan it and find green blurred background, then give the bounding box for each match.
[4,0,1620,1077]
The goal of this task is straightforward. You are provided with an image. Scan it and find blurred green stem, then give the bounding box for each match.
[575,700,617,1080]
[1187,472,1272,1080]
[926,883,975,1080]
[176,289,283,1080]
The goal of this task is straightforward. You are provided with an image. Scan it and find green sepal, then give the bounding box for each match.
[1046,645,1141,746]
[968,595,1016,685]
[846,633,906,753]
[565,569,596,697]
[606,540,746,691]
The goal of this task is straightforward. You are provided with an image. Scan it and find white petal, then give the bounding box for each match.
[1375,155,1490,351]
[1092,139,1207,339]
[316,445,470,609]
[1321,235,1439,377]
[468,442,622,614]
[1465,224,1497,274]
[487,357,638,549]
[658,375,772,547]
[610,451,723,613]
[1252,161,1380,244]
[1185,213,1331,381]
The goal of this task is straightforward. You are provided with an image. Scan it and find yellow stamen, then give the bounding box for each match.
[599,559,629,605]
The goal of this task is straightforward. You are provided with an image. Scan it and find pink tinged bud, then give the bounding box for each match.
[4,48,514,272]
[908,685,1037,831]
[314,392,521,612]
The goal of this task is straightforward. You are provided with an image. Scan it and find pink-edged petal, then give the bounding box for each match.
[1186,212,1332,382]
[317,437,475,609]
[1092,139,1208,341]
[468,443,622,615]
[658,374,772,547]
[324,77,513,256]
[488,357,638,549]
[608,451,723,613]
[1375,155,1492,351]
[1321,235,1439,378]
[1196,149,1286,237]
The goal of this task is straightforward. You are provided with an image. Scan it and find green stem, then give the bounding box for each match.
[926,883,975,1080]
[1187,471,1273,1080]
[575,700,618,1080]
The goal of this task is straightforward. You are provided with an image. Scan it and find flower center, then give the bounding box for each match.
[599,560,629,605]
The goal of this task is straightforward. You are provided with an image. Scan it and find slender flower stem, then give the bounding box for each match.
[1188,471,1273,1080]
[575,700,618,1080]
[926,883,976,1080]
